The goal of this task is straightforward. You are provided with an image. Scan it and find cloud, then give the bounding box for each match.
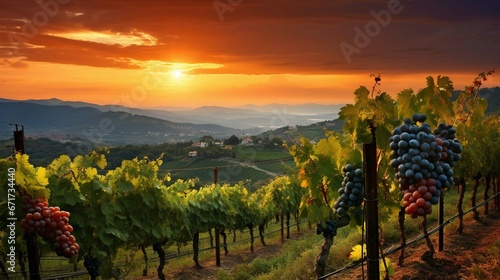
[9,59,30,69]
[0,0,498,75]
[1,57,30,68]
[48,30,159,47]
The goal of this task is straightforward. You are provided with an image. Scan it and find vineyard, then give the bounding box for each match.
[1,72,500,279]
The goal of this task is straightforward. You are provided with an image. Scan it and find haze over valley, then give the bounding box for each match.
[0,98,343,145]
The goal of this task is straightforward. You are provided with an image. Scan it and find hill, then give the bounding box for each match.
[257,118,345,144]
[1,98,342,131]
[0,101,246,145]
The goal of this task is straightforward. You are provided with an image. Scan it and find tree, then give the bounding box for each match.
[269,137,284,149]
[224,135,240,145]
[200,135,214,145]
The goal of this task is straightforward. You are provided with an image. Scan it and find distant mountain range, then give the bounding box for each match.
[17,98,343,130]
[0,98,342,145]
[3,87,497,146]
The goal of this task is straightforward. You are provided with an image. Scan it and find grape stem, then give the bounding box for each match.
[319,183,329,206]
[454,69,495,125]
[308,156,329,205]
[59,169,78,182]
[370,73,382,99]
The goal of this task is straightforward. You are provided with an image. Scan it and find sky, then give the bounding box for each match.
[0,0,499,108]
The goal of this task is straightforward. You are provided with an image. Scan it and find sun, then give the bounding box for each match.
[172,70,183,79]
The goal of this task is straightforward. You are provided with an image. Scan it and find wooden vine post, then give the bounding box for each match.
[438,193,444,252]
[14,125,41,280]
[214,167,221,267]
[363,123,380,279]
[495,177,500,211]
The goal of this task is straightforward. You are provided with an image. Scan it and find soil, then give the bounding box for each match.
[158,210,500,280]
[383,210,500,280]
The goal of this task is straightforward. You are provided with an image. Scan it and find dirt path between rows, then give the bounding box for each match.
[387,210,500,280]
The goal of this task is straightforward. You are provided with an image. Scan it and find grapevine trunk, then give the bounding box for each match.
[483,175,491,215]
[471,174,481,220]
[456,177,466,234]
[420,215,435,261]
[153,243,166,280]
[140,245,148,276]
[193,233,202,268]
[314,235,334,277]
[258,223,266,246]
[397,207,406,266]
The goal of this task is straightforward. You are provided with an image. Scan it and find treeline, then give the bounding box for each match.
[0,135,288,169]
[0,138,194,168]
[0,137,80,167]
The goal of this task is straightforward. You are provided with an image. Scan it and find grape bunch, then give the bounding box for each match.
[433,123,463,167]
[315,220,338,238]
[20,195,79,258]
[389,113,461,218]
[83,256,100,277]
[333,164,364,216]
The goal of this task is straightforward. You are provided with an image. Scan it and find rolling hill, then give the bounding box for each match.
[0,98,343,144]
[0,101,247,145]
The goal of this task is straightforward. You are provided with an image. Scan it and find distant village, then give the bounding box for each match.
[187,135,278,157]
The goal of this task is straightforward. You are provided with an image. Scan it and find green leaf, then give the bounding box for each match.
[103,227,129,241]
[98,232,114,246]
[116,180,134,192]
[397,89,417,119]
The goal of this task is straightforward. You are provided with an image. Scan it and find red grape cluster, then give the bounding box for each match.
[402,179,436,218]
[20,195,79,258]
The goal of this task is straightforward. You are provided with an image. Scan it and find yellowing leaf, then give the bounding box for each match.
[96,154,107,169]
[35,167,49,186]
[380,258,395,279]
[84,167,98,180]
[164,173,171,182]
[300,180,309,188]
[348,244,367,261]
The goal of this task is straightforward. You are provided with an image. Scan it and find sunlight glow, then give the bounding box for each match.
[172,70,183,79]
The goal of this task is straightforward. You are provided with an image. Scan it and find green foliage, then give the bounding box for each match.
[15,153,50,199]
[289,133,360,224]
[397,76,455,126]
[451,70,499,178]
[289,73,500,232]
[339,86,399,145]
[225,135,240,145]
[4,151,304,278]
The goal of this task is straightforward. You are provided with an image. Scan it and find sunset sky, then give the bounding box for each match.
[1,0,499,108]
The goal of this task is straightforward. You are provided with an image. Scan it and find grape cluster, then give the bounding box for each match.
[83,256,100,277]
[334,164,364,216]
[20,195,79,258]
[315,220,338,238]
[389,113,461,218]
[433,123,463,167]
